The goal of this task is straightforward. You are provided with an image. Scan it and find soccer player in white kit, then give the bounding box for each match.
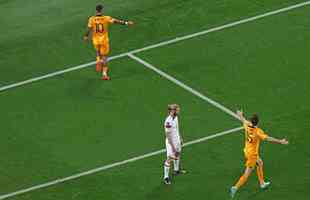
[163,104,186,184]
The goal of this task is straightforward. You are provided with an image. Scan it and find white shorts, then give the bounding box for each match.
[166,138,182,158]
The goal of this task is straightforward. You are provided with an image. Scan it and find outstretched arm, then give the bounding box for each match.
[266,136,289,144]
[112,18,134,26]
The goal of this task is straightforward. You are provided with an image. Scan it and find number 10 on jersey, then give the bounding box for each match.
[96,23,104,33]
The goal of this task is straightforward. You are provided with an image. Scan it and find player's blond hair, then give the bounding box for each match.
[168,104,179,111]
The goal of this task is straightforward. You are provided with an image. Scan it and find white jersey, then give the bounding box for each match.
[164,115,181,142]
[164,115,182,157]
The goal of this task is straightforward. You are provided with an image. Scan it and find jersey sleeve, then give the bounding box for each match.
[106,16,115,24]
[164,119,172,133]
[87,17,93,28]
[257,128,268,140]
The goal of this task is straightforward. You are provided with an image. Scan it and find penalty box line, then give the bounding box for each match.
[0,126,243,200]
[1,0,310,92]
[127,53,240,120]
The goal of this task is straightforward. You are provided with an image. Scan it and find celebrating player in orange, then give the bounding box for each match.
[84,4,133,80]
[230,110,289,198]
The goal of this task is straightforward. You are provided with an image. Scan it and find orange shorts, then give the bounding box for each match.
[244,153,260,168]
[92,37,110,55]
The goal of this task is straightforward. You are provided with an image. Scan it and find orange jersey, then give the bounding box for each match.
[88,15,114,41]
[243,121,268,156]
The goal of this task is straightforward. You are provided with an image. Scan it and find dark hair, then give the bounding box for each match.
[250,114,259,126]
[96,4,103,12]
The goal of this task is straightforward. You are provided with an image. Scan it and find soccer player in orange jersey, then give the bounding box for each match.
[83,4,133,80]
[230,110,289,198]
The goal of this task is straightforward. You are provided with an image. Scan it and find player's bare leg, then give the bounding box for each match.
[101,55,110,80]
[256,158,271,189]
[230,167,253,198]
[96,49,102,72]
[164,158,172,184]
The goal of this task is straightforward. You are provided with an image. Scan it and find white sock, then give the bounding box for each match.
[174,159,180,171]
[164,162,170,179]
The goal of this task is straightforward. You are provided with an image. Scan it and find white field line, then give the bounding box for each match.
[0,126,243,200]
[1,0,310,92]
[128,53,239,120]
[0,61,96,92]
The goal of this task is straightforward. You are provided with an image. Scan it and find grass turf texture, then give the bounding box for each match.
[0,57,238,196]
[1,0,310,199]
[0,0,306,85]
[136,4,310,199]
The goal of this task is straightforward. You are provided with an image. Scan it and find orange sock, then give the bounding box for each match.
[235,175,248,189]
[256,165,265,185]
[96,57,102,72]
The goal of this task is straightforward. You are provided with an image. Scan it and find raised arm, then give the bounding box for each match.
[236,110,247,123]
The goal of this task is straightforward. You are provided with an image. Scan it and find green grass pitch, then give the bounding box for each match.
[1,0,310,200]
